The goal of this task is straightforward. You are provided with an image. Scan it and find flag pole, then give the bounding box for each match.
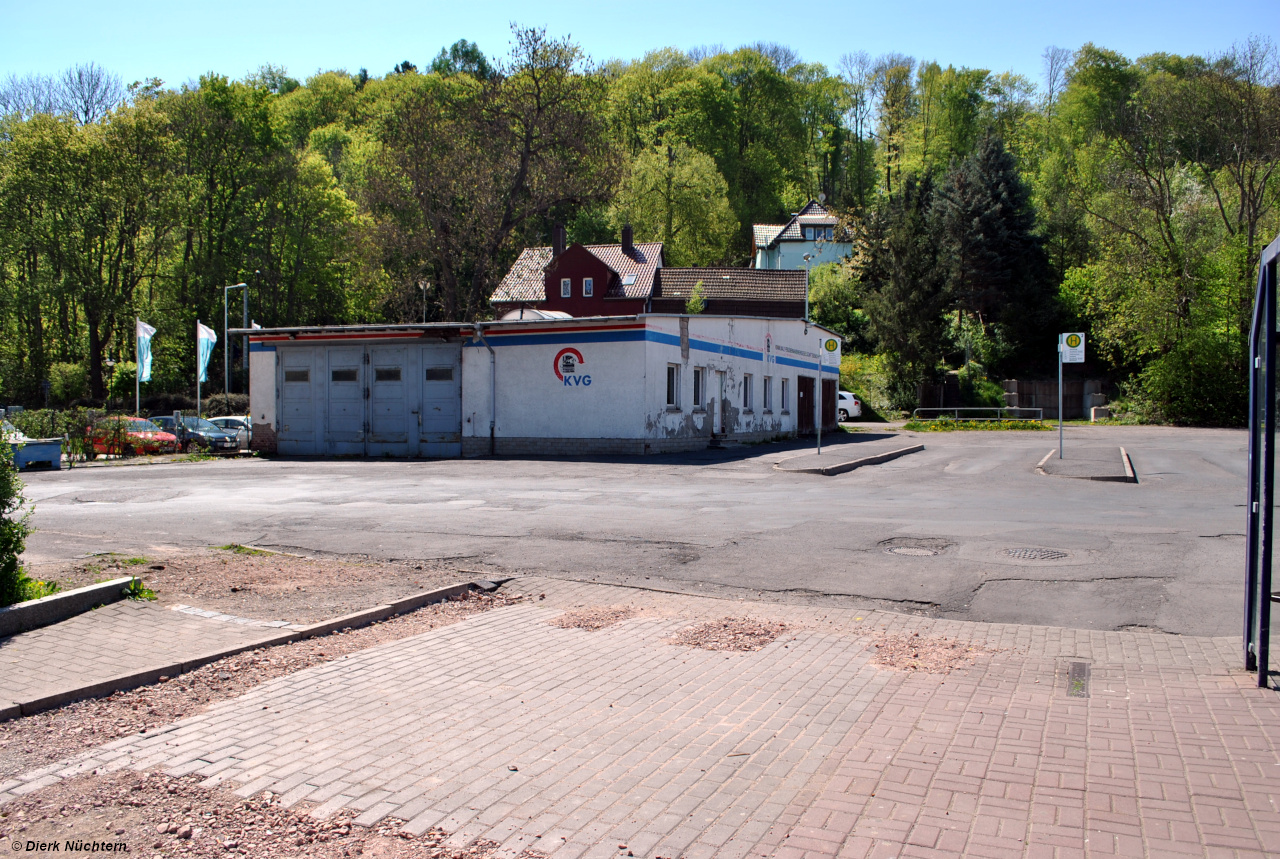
[196,319,201,419]
[135,317,140,416]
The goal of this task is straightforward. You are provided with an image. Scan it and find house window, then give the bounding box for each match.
[692,368,705,409]
[583,277,593,297]
[560,278,571,298]
[781,378,790,413]
[804,227,814,240]
[825,227,834,240]
[666,364,680,409]
[743,374,753,412]
[763,376,773,412]
[285,369,310,383]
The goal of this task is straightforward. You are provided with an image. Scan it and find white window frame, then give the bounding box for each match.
[583,277,593,297]
[560,277,571,298]
[781,378,790,414]
[692,367,705,409]
[743,374,753,413]
[666,364,680,409]
[763,376,773,413]
[804,226,814,240]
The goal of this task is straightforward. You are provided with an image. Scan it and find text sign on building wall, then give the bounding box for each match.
[1060,333,1085,363]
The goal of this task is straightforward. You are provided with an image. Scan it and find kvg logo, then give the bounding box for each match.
[553,348,592,387]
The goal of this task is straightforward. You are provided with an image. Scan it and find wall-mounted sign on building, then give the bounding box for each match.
[554,348,591,386]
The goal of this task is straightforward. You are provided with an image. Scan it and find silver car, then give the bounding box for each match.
[209,416,252,450]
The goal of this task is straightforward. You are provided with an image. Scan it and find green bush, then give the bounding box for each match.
[9,407,109,465]
[1133,336,1247,427]
[48,362,89,405]
[106,361,138,404]
[0,441,45,607]
[958,364,1006,408]
[839,354,896,420]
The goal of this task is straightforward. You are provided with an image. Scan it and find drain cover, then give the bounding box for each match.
[885,546,939,557]
[1005,547,1069,561]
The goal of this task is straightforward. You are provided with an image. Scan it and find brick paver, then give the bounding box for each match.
[1,577,1275,859]
[0,600,280,709]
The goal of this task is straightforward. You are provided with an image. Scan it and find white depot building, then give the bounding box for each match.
[241,314,842,458]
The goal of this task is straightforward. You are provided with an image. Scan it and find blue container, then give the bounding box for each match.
[11,438,63,471]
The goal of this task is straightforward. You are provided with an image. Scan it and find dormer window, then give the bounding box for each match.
[804,227,814,240]
[561,278,571,298]
[583,277,593,297]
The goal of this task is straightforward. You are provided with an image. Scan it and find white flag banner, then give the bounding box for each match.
[197,321,218,383]
[136,319,156,382]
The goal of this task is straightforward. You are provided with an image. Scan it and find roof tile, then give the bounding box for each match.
[654,268,808,302]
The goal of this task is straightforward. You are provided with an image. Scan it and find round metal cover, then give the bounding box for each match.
[885,546,939,557]
[1005,547,1069,561]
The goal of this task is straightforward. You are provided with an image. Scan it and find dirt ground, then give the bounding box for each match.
[0,769,549,858]
[25,547,471,624]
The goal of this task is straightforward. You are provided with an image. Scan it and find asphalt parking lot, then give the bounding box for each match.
[21,424,1246,636]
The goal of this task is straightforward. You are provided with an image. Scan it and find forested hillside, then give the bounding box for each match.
[1,29,1276,424]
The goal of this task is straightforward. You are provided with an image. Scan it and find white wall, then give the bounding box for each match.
[643,315,841,441]
[248,346,277,428]
[462,323,648,441]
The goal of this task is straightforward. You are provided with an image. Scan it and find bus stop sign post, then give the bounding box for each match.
[1059,333,1085,458]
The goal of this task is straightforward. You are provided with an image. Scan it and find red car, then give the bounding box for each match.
[90,416,180,456]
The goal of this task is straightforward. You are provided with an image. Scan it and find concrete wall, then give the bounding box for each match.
[461,320,649,451]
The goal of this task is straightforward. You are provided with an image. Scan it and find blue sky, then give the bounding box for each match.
[3,0,1276,90]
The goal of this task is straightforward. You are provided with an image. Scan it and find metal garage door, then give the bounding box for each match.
[419,344,462,457]
[276,341,461,457]
[278,348,319,455]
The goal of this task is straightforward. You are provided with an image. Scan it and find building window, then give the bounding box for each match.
[692,368,705,409]
[374,367,401,382]
[781,378,790,413]
[666,364,680,409]
[804,226,814,240]
[425,367,453,382]
[763,376,773,412]
[825,227,834,240]
[285,369,310,383]
[560,278,572,298]
[743,374,753,412]
[583,277,593,297]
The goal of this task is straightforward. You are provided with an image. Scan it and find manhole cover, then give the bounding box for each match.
[1005,547,1069,561]
[885,546,939,557]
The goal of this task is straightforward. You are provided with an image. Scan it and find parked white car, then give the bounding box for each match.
[837,391,862,421]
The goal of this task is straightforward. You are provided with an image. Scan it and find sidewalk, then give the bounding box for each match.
[1,578,1275,858]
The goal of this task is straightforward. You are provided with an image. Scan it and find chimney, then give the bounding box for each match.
[552,223,566,258]
[621,223,634,257]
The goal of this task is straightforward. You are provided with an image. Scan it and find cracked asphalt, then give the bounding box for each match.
[20,424,1245,636]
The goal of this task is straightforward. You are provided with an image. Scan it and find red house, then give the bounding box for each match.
[490,225,664,318]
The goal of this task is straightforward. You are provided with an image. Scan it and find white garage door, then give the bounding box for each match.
[275,341,461,457]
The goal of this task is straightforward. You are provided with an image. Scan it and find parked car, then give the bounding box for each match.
[837,391,862,422]
[89,416,179,456]
[209,416,252,450]
[151,416,240,454]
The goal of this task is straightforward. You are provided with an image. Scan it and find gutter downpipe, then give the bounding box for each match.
[473,323,496,456]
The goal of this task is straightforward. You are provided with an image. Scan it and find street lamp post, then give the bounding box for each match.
[223,282,247,411]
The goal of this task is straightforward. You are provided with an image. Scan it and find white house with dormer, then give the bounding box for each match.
[752,200,852,271]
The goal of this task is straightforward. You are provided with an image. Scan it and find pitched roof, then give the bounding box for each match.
[653,268,808,302]
[490,242,664,304]
[753,200,842,248]
[753,224,785,248]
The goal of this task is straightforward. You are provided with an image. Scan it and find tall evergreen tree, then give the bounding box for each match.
[933,136,1052,369]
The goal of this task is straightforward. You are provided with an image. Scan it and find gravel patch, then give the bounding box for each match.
[549,605,637,631]
[870,631,992,673]
[26,547,465,624]
[0,769,549,857]
[0,592,521,780]
[668,617,788,652]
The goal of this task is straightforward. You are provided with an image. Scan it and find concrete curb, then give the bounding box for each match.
[0,576,137,638]
[1035,447,1138,483]
[0,581,475,722]
[773,444,925,476]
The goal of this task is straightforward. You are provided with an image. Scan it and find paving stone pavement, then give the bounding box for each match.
[1,577,1277,859]
[0,600,281,709]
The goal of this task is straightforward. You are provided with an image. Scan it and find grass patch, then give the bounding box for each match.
[217,543,275,556]
[118,557,148,567]
[904,418,1052,432]
[176,452,217,463]
[12,575,60,603]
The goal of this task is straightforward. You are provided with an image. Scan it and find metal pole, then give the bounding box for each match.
[135,317,140,416]
[224,288,229,404]
[196,318,201,419]
[1058,335,1064,459]
[816,339,822,456]
[1261,269,1277,687]
[242,285,249,404]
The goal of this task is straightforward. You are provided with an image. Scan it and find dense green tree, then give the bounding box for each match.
[611,143,737,266]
